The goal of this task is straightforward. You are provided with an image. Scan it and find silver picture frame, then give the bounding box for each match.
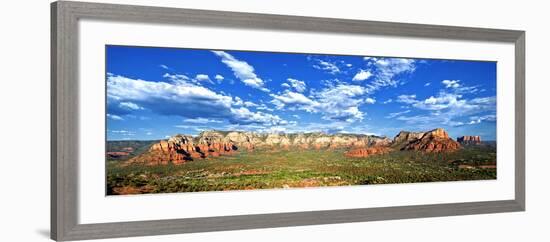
[51,1,525,240]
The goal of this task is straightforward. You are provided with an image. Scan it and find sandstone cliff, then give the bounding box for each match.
[402,128,461,153]
[125,128,465,165]
[392,130,426,149]
[344,146,393,158]
[126,131,391,165]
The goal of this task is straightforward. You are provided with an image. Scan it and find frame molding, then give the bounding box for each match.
[51,1,525,241]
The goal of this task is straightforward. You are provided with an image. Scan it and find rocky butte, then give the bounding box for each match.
[401,128,461,153]
[125,128,466,165]
[457,135,482,145]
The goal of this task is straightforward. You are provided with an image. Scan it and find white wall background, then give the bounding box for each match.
[1,0,548,241]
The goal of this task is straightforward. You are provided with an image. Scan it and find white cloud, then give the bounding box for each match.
[385,110,411,119]
[365,97,376,104]
[424,82,431,86]
[243,101,258,107]
[163,73,191,84]
[212,51,268,92]
[107,114,124,120]
[468,114,496,125]
[346,64,353,67]
[396,94,417,104]
[256,104,274,112]
[352,70,373,81]
[229,107,284,126]
[183,118,223,124]
[442,80,461,88]
[363,57,416,93]
[270,84,367,122]
[312,59,340,74]
[233,96,244,106]
[107,74,286,126]
[395,91,496,127]
[270,91,318,111]
[119,101,143,110]
[110,130,135,136]
[281,83,290,88]
[159,64,170,70]
[214,74,224,82]
[195,74,212,83]
[287,78,307,93]
[383,99,393,104]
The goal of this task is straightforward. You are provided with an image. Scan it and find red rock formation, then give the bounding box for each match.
[126,135,237,165]
[344,146,393,158]
[457,136,482,144]
[402,128,461,153]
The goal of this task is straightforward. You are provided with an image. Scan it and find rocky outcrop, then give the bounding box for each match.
[125,128,468,165]
[126,134,237,165]
[392,131,426,149]
[457,136,481,144]
[344,146,393,158]
[402,128,461,153]
[126,131,393,165]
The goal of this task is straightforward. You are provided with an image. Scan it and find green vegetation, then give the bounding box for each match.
[106,145,496,195]
[106,140,157,164]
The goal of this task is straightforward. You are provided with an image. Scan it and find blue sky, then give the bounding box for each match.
[106,45,497,141]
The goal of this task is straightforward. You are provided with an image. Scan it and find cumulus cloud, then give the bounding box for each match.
[365,97,376,104]
[107,74,285,126]
[195,74,213,84]
[396,94,417,104]
[468,114,496,125]
[442,80,461,88]
[270,84,367,122]
[163,73,194,85]
[286,78,307,93]
[270,91,318,112]
[212,51,269,92]
[312,59,341,74]
[363,57,417,93]
[243,101,258,107]
[233,96,259,108]
[395,91,496,127]
[119,101,143,111]
[352,70,372,81]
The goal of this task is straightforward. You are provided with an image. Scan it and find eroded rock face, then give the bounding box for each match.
[125,128,468,166]
[457,136,481,144]
[392,131,426,149]
[344,146,393,158]
[126,131,394,165]
[402,128,461,153]
[127,133,237,165]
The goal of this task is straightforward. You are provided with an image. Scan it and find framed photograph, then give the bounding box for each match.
[51,1,525,241]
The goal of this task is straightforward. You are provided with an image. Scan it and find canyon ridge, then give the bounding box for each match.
[122,128,475,166]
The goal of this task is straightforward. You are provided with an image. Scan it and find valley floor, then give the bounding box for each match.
[106,145,496,195]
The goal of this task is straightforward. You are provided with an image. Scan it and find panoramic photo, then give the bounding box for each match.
[105,45,497,195]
